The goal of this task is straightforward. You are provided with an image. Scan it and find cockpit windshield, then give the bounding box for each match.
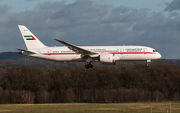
[153,50,157,52]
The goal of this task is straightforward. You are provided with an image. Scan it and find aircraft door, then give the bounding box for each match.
[143,48,147,54]
[120,48,124,54]
[119,48,125,59]
[47,49,52,55]
[143,48,151,59]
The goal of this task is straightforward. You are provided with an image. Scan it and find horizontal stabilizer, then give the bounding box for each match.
[16,48,36,54]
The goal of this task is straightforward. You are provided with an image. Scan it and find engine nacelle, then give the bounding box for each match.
[99,54,116,65]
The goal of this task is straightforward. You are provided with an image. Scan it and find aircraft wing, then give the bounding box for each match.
[16,48,36,54]
[53,38,98,56]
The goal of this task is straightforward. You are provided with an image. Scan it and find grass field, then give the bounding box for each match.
[0,102,180,113]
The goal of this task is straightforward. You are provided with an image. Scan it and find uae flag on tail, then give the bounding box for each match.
[24,35,36,40]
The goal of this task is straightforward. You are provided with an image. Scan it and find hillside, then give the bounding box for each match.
[0,52,180,104]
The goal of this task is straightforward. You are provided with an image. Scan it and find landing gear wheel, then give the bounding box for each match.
[85,64,93,69]
[85,64,89,69]
[89,64,93,68]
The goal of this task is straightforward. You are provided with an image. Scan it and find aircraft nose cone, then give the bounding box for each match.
[157,52,162,59]
[152,52,162,60]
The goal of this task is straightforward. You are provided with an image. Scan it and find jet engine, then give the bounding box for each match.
[98,54,116,64]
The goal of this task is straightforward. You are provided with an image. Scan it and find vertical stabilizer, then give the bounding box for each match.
[18,25,47,50]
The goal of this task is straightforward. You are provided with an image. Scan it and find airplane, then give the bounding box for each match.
[16,25,162,69]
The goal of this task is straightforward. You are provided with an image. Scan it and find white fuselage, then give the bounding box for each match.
[22,45,161,62]
[17,25,162,68]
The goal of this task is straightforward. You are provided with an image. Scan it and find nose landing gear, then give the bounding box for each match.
[147,60,151,67]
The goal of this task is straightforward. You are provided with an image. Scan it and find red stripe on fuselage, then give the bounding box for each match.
[111,52,157,54]
[43,53,79,55]
[42,52,157,55]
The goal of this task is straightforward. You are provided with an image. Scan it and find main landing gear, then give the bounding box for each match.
[85,57,93,69]
[85,63,93,69]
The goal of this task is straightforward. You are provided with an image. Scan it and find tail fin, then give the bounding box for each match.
[18,25,47,50]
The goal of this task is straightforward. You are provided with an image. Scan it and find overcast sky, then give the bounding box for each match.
[0,0,180,59]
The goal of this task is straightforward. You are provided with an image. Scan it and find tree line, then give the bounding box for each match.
[0,62,180,104]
